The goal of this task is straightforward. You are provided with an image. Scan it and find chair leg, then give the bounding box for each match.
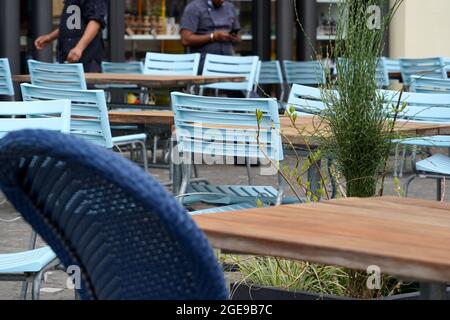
[394,144,399,178]
[199,87,205,96]
[246,158,253,186]
[31,270,45,300]
[178,154,192,203]
[20,279,29,300]
[138,140,148,170]
[327,158,337,199]
[153,135,159,164]
[399,146,407,178]
[404,174,418,198]
[276,171,286,206]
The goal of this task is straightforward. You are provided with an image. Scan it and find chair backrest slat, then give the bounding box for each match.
[202,54,260,93]
[28,59,87,90]
[379,89,450,122]
[144,52,200,76]
[400,57,448,85]
[0,58,14,96]
[0,100,71,139]
[257,61,284,85]
[283,61,326,86]
[410,76,450,94]
[287,84,333,114]
[21,84,113,148]
[102,61,144,74]
[171,92,283,161]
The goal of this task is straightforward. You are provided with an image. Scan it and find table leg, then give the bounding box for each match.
[420,283,448,300]
[437,178,443,201]
[307,159,322,198]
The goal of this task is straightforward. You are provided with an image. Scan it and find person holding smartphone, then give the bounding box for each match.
[180,0,241,73]
[34,0,107,72]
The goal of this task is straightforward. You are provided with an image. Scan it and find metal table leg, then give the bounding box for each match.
[420,283,448,300]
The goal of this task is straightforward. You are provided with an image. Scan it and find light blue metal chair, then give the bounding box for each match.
[99,61,146,105]
[0,58,14,97]
[283,60,326,86]
[102,61,144,74]
[384,58,401,74]
[400,57,447,87]
[20,84,148,168]
[287,84,332,114]
[200,54,260,98]
[376,57,391,88]
[0,99,71,300]
[28,59,87,90]
[410,76,450,94]
[255,60,285,101]
[172,92,296,211]
[144,52,200,76]
[381,89,450,178]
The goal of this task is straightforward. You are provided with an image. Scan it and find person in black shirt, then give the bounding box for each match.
[34,0,107,72]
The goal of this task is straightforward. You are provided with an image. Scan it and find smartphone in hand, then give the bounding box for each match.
[230,28,240,36]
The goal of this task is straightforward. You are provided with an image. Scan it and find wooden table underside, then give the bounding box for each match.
[13,74,246,88]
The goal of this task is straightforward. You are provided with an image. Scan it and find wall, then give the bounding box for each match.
[390,0,450,58]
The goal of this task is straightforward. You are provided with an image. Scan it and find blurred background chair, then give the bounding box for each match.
[0,58,14,98]
[0,100,71,300]
[144,52,200,76]
[0,129,228,300]
[255,60,285,101]
[410,76,450,94]
[400,57,448,87]
[28,59,87,90]
[21,84,148,169]
[199,54,259,98]
[283,60,326,87]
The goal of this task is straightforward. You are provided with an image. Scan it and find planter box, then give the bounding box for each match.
[230,283,441,301]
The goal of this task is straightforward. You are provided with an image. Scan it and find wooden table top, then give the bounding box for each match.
[108,110,450,146]
[193,196,450,283]
[13,73,245,88]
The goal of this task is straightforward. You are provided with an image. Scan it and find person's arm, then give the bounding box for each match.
[230,32,241,44]
[35,28,60,50]
[181,29,233,48]
[67,20,101,63]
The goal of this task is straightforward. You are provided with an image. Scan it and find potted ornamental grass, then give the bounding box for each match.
[231,0,421,300]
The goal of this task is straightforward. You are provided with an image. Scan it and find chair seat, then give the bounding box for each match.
[416,154,450,175]
[190,203,260,215]
[183,183,299,206]
[0,247,57,274]
[112,133,147,144]
[396,136,450,148]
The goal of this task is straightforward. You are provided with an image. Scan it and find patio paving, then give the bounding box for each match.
[0,153,448,300]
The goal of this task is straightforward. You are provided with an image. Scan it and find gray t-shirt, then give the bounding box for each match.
[180,0,240,68]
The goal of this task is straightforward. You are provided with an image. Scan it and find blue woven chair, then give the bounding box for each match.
[0,58,14,97]
[0,129,228,300]
[400,57,447,87]
[144,52,200,76]
[0,100,71,300]
[283,60,326,87]
[21,84,148,169]
[199,54,259,98]
[28,59,87,90]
